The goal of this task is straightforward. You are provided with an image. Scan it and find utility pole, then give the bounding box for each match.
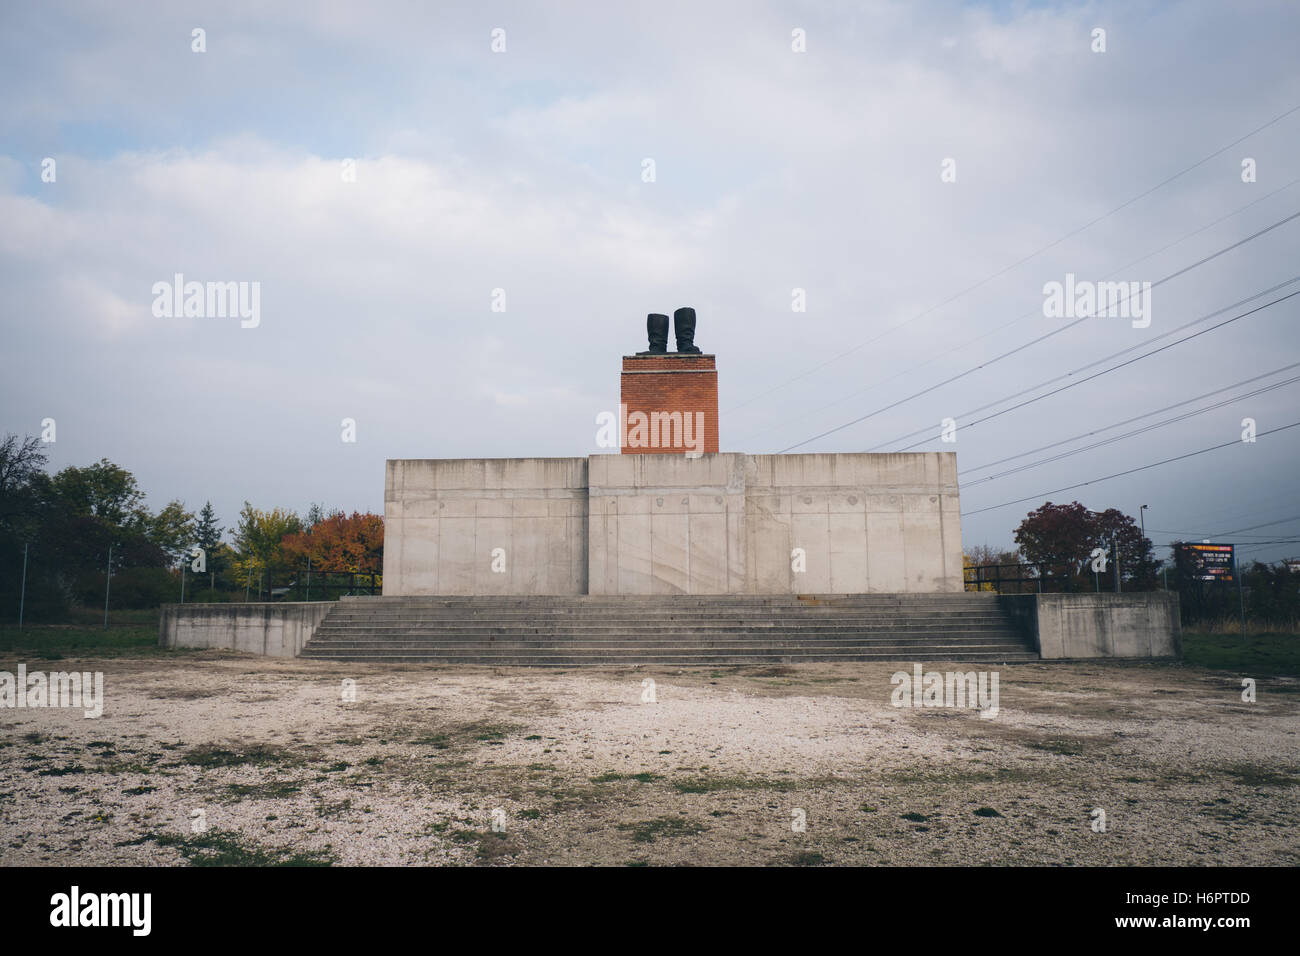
[181,560,186,604]
[103,543,113,628]
[1112,534,1120,593]
[18,542,28,630]
[1237,547,1246,638]
[1139,505,1149,588]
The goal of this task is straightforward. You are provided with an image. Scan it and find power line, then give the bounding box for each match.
[1217,514,1300,535]
[736,176,1300,448]
[960,421,1300,517]
[881,280,1300,452]
[775,213,1300,453]
[1142,491,1300,540]
[960,372,1300,486]
[727,102,1300,416]
[961,362,1300,474]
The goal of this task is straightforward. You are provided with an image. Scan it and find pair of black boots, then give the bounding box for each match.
[640,307,701,354]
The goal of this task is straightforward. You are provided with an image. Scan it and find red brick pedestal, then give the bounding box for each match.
[620,354,719,454]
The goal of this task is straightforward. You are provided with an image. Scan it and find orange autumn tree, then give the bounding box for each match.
[280,511,384,573]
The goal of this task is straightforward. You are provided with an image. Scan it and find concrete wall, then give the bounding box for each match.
[744,453,963,594]
[587,452,963,595]
[588,453,747,594]
[1002,592,1182,659]
[159,602,332,657]
[384,452,962,596]
[383,457,588,596]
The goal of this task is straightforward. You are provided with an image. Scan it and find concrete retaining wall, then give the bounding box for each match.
[588,453,747,594]
[1000,592,1181,659]
[385,451,964,595]
[159,602,333,657]
[382,457,589,596]
[744,453,963,594]
[588,452,963,594]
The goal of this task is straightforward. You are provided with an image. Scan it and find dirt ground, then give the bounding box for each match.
[2,652,1297,866]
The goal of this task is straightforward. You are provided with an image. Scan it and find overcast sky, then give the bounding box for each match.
[2,0,1298,562]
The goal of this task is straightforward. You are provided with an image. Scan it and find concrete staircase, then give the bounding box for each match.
[298,593,1039,666]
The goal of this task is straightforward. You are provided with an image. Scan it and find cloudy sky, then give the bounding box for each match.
[2,0,1298,562]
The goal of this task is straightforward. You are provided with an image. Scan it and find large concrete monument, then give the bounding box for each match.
[163,309,1181,664]
[382,308,963,596]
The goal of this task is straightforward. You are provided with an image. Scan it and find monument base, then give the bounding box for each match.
[382,452,964,596]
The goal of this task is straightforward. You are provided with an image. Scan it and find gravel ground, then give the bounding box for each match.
[1,652,1296,866]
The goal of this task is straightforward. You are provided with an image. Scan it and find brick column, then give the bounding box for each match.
[620,354,719,454]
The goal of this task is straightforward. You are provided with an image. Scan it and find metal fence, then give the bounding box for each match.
[964,562,1082,594]
[271,570,381,601]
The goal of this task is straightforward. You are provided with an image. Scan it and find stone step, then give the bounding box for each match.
[312,621,1016,633]
[328,609,1011,616]
[300,593,1038,665]
[337,597,1006,608]
[305,632,1022,645]
[299,651,1040,665]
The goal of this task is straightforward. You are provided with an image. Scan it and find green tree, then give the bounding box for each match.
[194,501,225,592]
[147,500,196,566]
[232,503,301,598]
[46,459,148,529]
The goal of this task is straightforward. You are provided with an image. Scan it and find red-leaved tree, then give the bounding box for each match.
[280,511,383,573]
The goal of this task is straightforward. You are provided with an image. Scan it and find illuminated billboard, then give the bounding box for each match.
[1179,542,1235,583]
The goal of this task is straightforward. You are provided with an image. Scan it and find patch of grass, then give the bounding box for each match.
[37,764,86,776]
[182,744,302,769]
[973,807,1002,818]
[316,799,353,818]
[1181,630,1300,676]
[411,721,522,752]
[617,817,705,844]
[475,831,520,861]
[591,772,660,784]
[129,829,335,866]
[790,850,826,866]
[1219,763,1300,787]
[123,786,157,795]
[470,723,517,742]
[900,812,929,823]
[0,622,169,658]
[672,775,818,794]
[1026,739,1086,756]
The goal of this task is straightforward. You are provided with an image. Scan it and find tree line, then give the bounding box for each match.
[0,434,382,620]
[964,500,1298,625]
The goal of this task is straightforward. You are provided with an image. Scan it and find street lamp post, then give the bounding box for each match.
[18,542,29,630]
[103,543,113,628]
[1140,504,1149,591]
